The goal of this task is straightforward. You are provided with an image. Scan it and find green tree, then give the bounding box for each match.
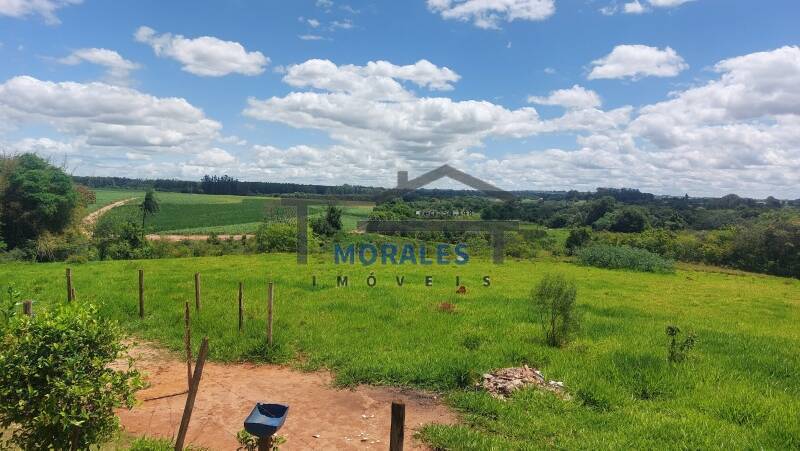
[0,155,13,251]
[1,154,78,249]
[610,207,649,233]
[140,189,160,234]
[0,304,143,450]
[583,196,616,226]
[565,227,592,255]
[311,204,343,237]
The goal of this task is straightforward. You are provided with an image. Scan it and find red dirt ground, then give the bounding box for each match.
[117,344,457,450]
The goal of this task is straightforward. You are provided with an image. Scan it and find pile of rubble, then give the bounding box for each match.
[479,365,567,399]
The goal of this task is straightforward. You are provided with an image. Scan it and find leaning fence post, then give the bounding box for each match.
[194,273,201,311]
[390,400,405,451]
[174,337,209,451]
[138,269,144,318]
[22,300,32,316]
[238,282,244,332]
[66,268,74,302]
[267,282,274,347]
[184,301,193,390]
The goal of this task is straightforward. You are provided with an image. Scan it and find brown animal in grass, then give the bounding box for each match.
[456,285,467,294]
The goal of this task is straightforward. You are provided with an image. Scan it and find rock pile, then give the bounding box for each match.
[479,365,566,399]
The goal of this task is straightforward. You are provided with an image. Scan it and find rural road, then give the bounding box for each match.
[82,198,136,235]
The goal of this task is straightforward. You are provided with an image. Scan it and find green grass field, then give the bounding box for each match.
[2,254,798,449]
[92,189,374,235]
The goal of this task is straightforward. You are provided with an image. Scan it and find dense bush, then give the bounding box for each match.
[1,154,78,249]
[531,274,580,347]
[504,231,537,259]
[584,196,616,226]
[609,207,650,233]
[577,244,675,273]
[255,222,298,252]
[728,214,800,278]
[565,227,592,254]
[0,304,143,450]
[94,217,151,260]
[589,214,800,278]
[310,204,343,237]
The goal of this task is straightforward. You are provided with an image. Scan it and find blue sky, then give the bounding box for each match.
[1,0,799,197]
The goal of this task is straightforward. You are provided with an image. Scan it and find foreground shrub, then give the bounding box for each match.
[666,325,696,363]
[531,274,580,347]
[577,244,675,273]
[0,304,143,450]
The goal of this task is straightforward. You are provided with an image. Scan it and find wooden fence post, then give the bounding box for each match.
[66,268,74,302]
[267,282,274,347]
[238,282,244,332]
[22,300,32,316]
[184,301,193,390]
[174,337,209,451]
[138,270,144,318]
[390,400,405,451]
[194,273,201,311]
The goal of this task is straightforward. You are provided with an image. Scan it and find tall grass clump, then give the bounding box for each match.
[577,244,675,273]
[531,274,580,347]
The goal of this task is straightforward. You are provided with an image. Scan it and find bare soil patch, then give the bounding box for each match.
[117,344,456,450]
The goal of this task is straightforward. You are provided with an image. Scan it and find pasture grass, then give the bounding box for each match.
[1,254,798,449]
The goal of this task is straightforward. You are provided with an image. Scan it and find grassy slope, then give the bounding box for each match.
[2,255,798,449]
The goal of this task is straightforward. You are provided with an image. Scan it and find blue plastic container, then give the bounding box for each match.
[244,403,289,438]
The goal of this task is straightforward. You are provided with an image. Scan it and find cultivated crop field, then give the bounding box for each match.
[3,255,798,449]
[94,189,374,235]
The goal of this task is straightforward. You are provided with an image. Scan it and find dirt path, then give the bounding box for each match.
[83,198,136,234]
[146,234,254,242]
[117,344,456,450]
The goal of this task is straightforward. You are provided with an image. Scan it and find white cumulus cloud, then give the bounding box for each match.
[280,58,460,101]
[134,26,269,77]
[0,0,81,24]
[0,75,221,149]
[58,48,139,85]
[605,0,696,15]
[648,0,694,7]
[427,0,555,29]
[191,148,237,166]
[588,44,688,80]
[528,85,602,110]
[623,1,646,14]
